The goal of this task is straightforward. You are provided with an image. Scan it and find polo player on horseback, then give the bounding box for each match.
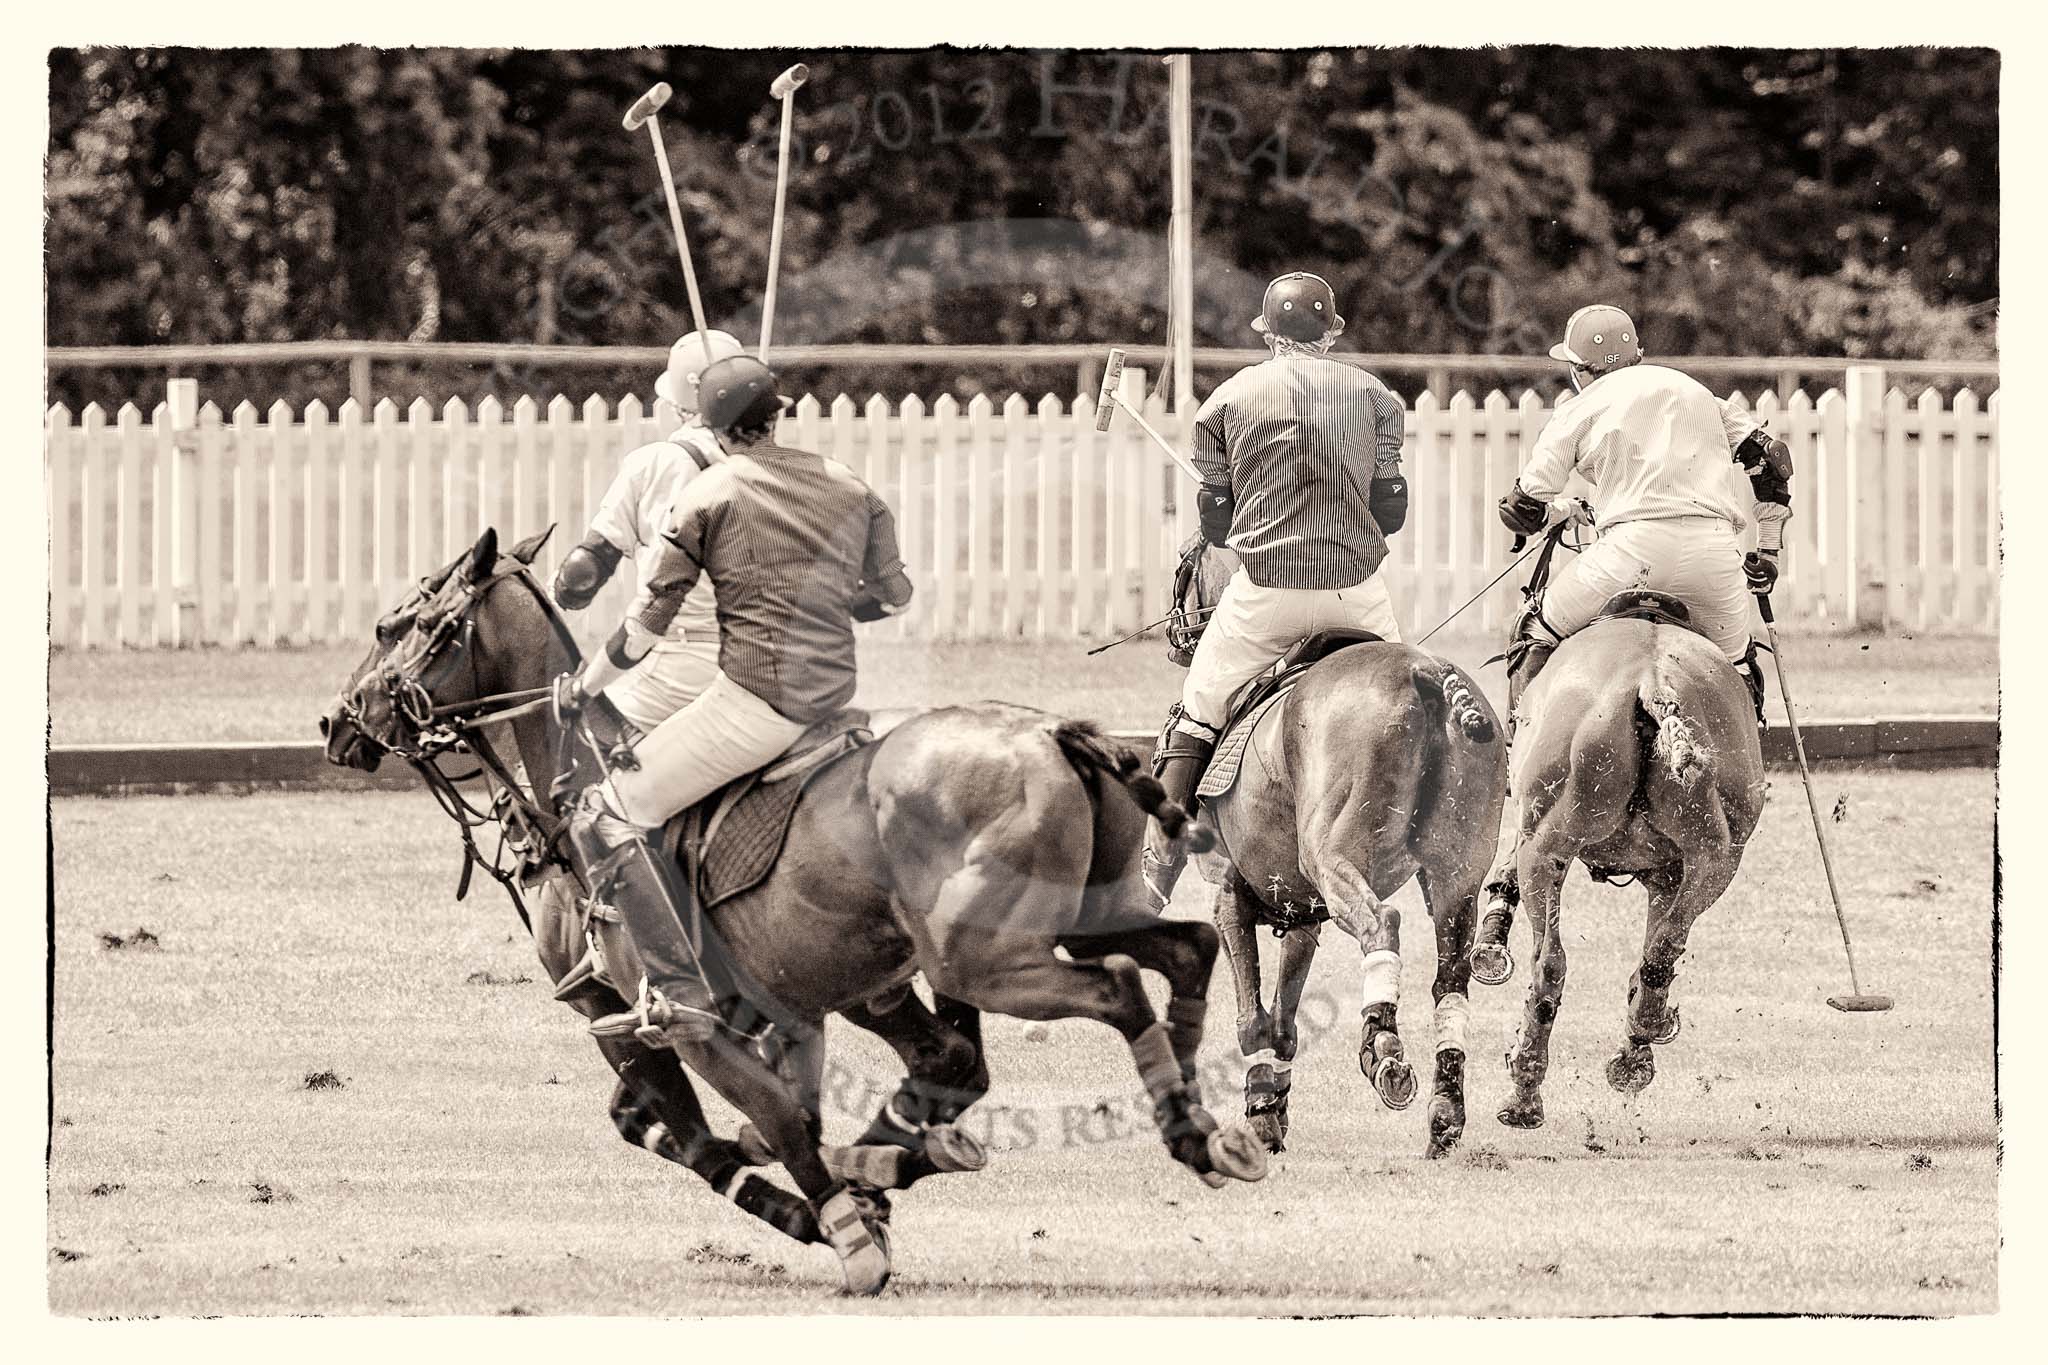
[1482,303,1793,912]
[1143,270,1413,909]
[553,354,914,1048]
[551,330,746,730]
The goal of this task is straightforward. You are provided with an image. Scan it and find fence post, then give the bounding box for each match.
[166,377,201,646]
[1844,365,1887,628]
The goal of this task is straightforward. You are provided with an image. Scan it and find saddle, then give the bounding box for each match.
[1593,589,1698,635]
[657,710,876,911]
[1197,630,1385,801]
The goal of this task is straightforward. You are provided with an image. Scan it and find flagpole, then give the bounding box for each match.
[1168,54,1195,418]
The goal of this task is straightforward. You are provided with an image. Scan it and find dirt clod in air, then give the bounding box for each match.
[86,1182,124,1197]
[249,1179,295,1205]
[302,1070,345,1091]
[99,927,162,951]
[465,969,533,987]
[1906,1151,1935,1171]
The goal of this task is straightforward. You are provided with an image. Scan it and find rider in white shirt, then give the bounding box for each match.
[1495,304,1792,724]
[552,331,746,731]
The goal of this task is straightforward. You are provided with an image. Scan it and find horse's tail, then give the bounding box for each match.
[1410,660,1497,744]
[1050,719,1215,853]
[1635,673,1711,789]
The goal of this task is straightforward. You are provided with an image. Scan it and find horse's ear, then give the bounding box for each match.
[508,524,555,566]
[465,527,499,581]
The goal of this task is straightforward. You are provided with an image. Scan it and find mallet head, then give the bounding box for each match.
[770,64,810,100]
[1827,993,1895,1013]
[623,82,673,131]
[1094,348,1127,432]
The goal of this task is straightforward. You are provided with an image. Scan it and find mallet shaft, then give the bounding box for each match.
[643,117,714,371]
[1760,599,1867,997]
[1110,391,1204,485]
[761,93,798,359]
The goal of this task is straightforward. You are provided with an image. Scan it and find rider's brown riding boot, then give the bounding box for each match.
[567,796,723,1049]
[1143,733,1215,910]
[1503,641,1554,743]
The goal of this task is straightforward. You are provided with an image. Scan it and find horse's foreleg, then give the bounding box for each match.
[599,1037,821,1245]
[1416,868,1477,1158]
[1214,874,1287,1145]
[1608,853,1739,1094]
[1256,920,1320,1153]
[675,1026,892,1294]
[1320,855,1415,1113]
[1499,839,1571,1130]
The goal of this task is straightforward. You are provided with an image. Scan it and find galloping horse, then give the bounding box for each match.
[1473,573,1766,1128]
[323,527,1265,1294]
[1177,543,1507,1159]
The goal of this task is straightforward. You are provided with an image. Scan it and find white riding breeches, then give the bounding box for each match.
[598,670,810,829]
[1177,569,1402,736]
[1533,517,1753,662]
[603,639,722,733]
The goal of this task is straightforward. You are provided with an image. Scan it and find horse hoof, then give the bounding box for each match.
[1496,1096,1545,1129]
[735,1123,776,1166]
[1372,1056,1418,1112]
[1426,1095,1466,1158]
[923,1123,988,1174]
[1470,941,1514,987]
[820,1191,893,1296]
[1247,1108,1288,1154]
[1205,1122,1270,1183]
[1607,1047,1655,1094]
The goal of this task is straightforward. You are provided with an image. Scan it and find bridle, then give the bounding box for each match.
[342,556,594,933]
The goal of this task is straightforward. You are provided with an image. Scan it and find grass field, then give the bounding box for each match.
[47,631,1998,745]
[49,768,1996,1316]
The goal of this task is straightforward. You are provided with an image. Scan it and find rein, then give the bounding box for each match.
[346,558,595,934]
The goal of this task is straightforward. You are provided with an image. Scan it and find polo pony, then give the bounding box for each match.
[323,527,1266,1295]
[1473,549,1767,1128]
[1174,541,1508,1160]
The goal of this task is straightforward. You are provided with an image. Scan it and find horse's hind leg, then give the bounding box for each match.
[923,859,1262,1186]
[1314,850,1417,1113]
[1607,852,1740,1094]
[1062,913,1221,1103]
[1499,826,1579,1130]
[841,988,992,1180]
[1416,867,1477,1159]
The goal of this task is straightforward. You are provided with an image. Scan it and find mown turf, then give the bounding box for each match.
[49,769,1996,1315]
[47,630,1997,745]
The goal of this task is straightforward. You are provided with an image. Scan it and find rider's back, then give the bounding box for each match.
[1540,364,1746,531]
[657,443,897,723]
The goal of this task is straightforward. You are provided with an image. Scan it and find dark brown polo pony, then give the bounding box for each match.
[1179,544,1508,1160]
[1476,612,1766,1129]
[324,527,1265,1294]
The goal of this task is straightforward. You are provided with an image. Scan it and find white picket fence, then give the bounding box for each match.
[44,365,1998,650]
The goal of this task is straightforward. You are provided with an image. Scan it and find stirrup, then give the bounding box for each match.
[590,978,720,1048]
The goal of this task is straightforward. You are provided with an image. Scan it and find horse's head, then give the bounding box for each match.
[319,525,557,770]
[1167,534,1242,664]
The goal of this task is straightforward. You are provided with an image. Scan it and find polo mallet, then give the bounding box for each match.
[758,63,809,362]
[1758,594,1893,1013]
[622,82,715,372]
[1095,348,1205,484]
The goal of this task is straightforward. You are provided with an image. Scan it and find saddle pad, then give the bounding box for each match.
[1197,689,1291,800]
[663,729,874,911]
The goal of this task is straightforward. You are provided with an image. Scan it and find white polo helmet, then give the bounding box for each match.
[1548,304,1644,374]
[654,330,746,413]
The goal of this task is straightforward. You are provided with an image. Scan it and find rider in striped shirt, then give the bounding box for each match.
[1145,272,1414,909]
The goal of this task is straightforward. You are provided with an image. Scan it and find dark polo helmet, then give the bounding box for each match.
[697,355,789,435]
[1251,271,1345,342]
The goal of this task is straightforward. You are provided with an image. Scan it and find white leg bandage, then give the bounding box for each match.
[1434,992,1471,1056]
[1361,949,1401,1013]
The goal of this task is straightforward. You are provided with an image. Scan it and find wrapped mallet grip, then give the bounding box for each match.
[1095,348,1126,432]
[771,64,810,99]
[623,82,673,130]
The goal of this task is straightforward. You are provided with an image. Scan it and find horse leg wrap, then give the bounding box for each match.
[1433,992,1471,1056]
[1130,1022,1185,1109]
[1360,949,1401,1014]
[1165,996,1207,1070]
